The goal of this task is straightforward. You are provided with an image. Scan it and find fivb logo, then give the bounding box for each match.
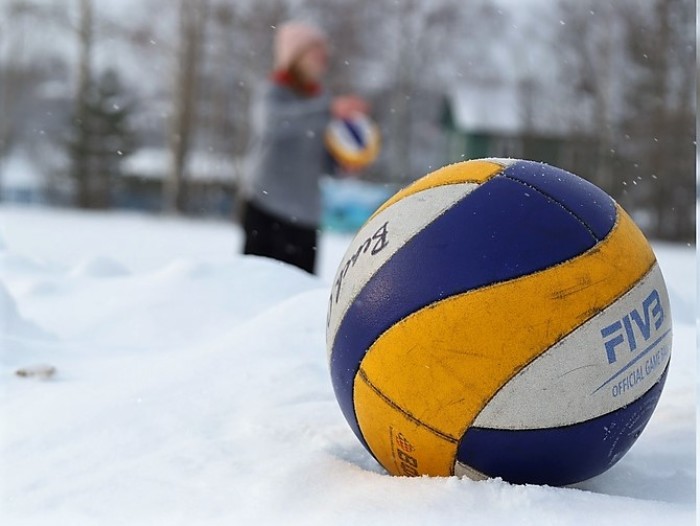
[600,289,665,364]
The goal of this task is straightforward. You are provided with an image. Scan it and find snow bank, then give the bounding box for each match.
[0,255,54,369]
[0,281,51,349]
[0,205,695,526]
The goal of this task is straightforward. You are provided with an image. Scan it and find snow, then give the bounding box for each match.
[0,153,45,192]
[449,83,524,135]
[0,204,695,525]
[447,82,573,136]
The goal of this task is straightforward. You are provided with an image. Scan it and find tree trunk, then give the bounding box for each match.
[75,0,93,208]
[165,0,208,214]
[388,2,415,184]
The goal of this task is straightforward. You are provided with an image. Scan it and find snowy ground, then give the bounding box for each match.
[0,205,696,525]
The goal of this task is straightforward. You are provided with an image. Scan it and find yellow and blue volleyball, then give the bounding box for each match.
[325,113,380,170]
[326,158,672,486]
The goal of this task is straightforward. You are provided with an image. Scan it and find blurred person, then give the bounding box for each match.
[241,20,368,274]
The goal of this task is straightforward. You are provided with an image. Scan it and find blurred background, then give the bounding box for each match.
[0,0,695,241]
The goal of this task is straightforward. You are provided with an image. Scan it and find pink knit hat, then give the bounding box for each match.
[273,21,327,71]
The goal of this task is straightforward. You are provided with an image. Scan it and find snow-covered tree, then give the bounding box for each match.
[67,68,136,208]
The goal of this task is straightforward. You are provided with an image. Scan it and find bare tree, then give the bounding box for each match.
[230,0,288,157]
[620,0,695,240]
[201,0,286,161]
[201,2,237,155]
[552,0,694,241]
[71,0,95,207]
[164,0,209,214]
[551,0,631,198]
[0,0,42,199]
[382,0,504,182]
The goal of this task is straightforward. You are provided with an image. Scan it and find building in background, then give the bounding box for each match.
[118,148,240,216]
[442,83,599,182]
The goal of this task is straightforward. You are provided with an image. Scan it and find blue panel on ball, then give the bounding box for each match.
[344,119,366,147]
[502,161,617,240]
[330,174,615,448]
[455,366,669,486]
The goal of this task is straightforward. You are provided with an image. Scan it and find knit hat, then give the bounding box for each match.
[273,21,327,72]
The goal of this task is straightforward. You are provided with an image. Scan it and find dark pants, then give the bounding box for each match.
[242,201,317,274]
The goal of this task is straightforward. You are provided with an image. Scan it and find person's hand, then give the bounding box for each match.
[331,95,369,119]
[338,162,363,176]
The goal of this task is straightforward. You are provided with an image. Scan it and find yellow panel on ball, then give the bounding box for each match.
[353,371,457,476]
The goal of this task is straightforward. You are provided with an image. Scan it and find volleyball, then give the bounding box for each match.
[326,158,672,486]
[325,113,380,170]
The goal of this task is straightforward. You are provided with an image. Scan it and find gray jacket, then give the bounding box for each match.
[244,81,333,228]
